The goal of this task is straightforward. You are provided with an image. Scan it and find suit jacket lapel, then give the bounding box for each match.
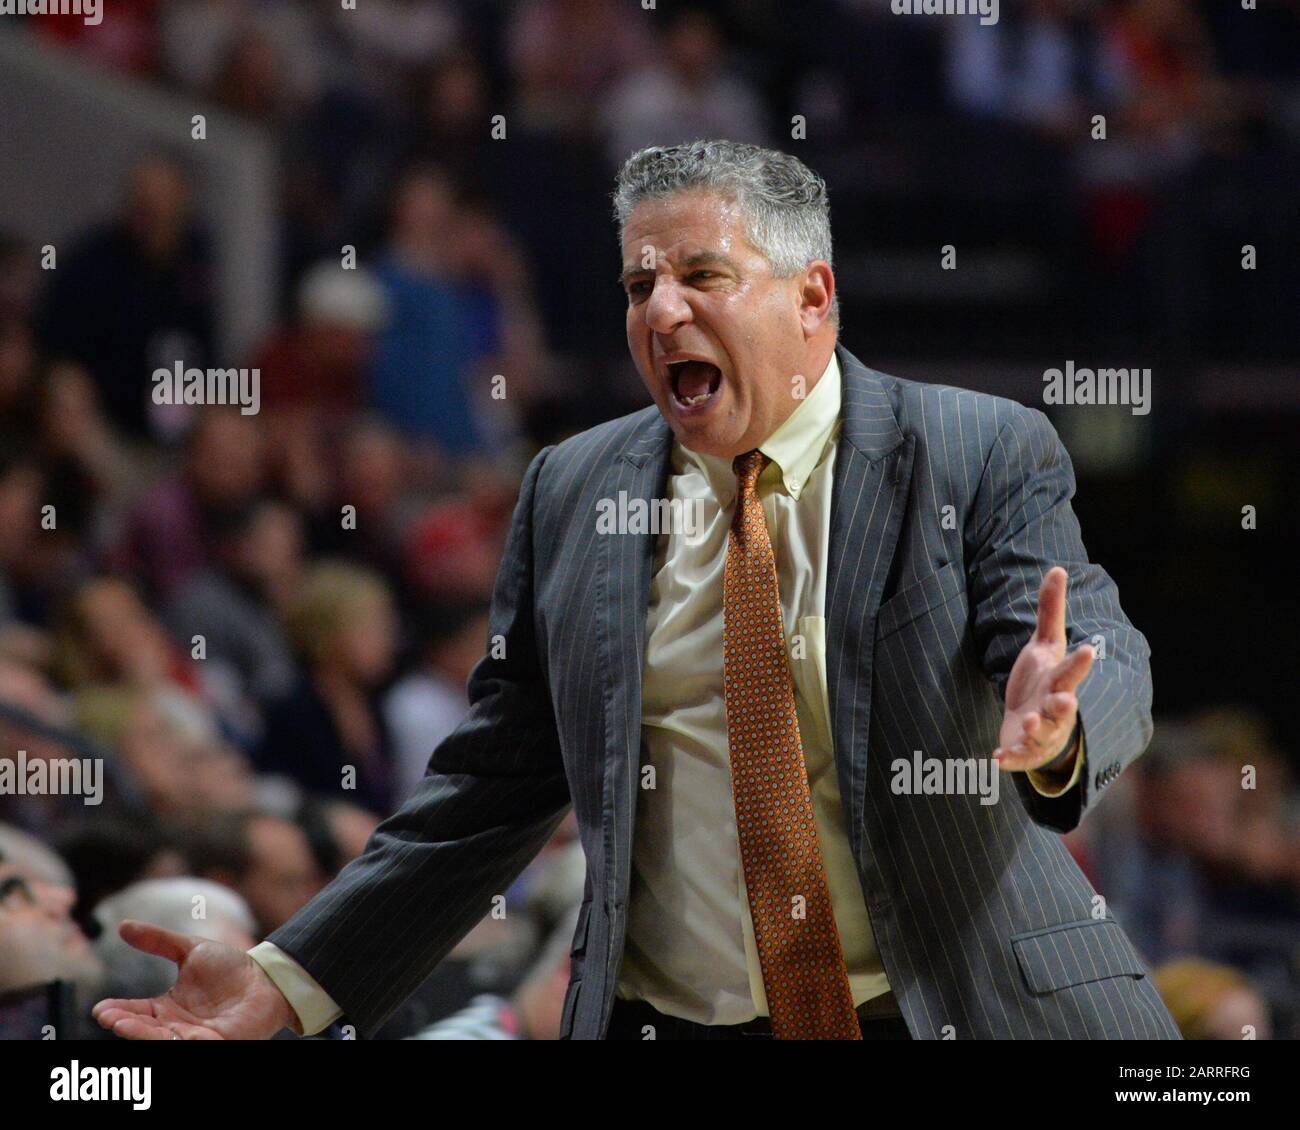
[597,412,673,915]
[827,345,913,857]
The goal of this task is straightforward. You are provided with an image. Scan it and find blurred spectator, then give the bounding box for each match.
[0,450,49,626]
[0,659,69,736]
[73,684,254,819]
[164,498,305,734]
[159,0,323,103]
[408,908,578,1041]
[1086,722,1230,963]
[946,0,1132,138]
[52,815,186,938]
[210,28,296,125]
[1080,707,1300,1019]
[37,155,214,439]
[1196,707,1300,896]
[384,598,488,799]
[254,261,389,425]
[330,0,461,101]
[505,0,652,136]
[0,823,77,898]
[306,420,411,586]
[54,577,201,695]
[0,823,104,1010]
[294,797,379,880]
[395,47,503,200]
[0,318,38,425]
[93,877,257,1002]
[445,199,546,422]
[1154,958,1273,1040]
[110,409,267,600]
[0,661,112,835]
[601,9,771,168]
[258,563,398,815]
[0,235,42,324]
[183,810,324,939]
[510,819,586,927]
[32,0,161,77]
[0,382,108,633]
[400,460,517,604]
[33,361,139,558]
[367,164,538,458]
[1083,2,1243,350]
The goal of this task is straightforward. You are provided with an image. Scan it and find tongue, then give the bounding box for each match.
[676,361,718,399]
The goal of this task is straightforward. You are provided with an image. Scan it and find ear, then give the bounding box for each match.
[798,261,835,335]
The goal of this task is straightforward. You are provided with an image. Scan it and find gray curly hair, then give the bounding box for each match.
[612,139,839,323]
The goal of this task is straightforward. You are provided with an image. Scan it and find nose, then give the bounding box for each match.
[641,278,693,335]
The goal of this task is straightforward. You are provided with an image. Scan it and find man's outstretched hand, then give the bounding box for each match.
[993,566,1093,774]
[93,920,297,1040]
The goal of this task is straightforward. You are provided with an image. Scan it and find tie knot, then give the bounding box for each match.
[733,449,768,497]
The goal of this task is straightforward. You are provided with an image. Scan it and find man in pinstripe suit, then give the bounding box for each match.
[94,140,1179,1041]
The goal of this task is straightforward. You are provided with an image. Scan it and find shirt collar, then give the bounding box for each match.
[757,350,841,500]
[675,351,842,502]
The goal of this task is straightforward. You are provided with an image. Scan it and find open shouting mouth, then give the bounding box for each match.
[664,356,723,409]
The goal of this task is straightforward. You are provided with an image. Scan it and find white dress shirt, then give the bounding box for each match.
[616,352,894,1023]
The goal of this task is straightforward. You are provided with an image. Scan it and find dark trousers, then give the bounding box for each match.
[605,997,912,1041]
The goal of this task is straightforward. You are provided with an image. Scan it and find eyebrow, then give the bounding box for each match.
[618,250,740,287]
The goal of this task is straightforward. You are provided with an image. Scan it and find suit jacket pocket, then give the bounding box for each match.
[876,560,964,641]
[1010,918,1149,994]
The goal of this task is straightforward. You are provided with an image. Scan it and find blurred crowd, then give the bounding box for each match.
[0,0,1296,1040]
[1068,707,1300,1039]
[13,0,1300,365]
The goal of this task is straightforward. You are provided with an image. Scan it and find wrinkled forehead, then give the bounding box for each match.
[620,189,753,261]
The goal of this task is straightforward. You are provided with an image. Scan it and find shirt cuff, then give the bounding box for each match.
[248,941,345,1036]
[1026,726,1086,798]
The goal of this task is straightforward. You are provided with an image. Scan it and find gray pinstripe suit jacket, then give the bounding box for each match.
[268,344,1180,1040]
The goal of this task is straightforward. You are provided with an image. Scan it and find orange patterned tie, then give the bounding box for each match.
[722,449,862,1040]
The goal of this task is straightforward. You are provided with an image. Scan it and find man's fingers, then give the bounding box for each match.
[1042,691,1078,723]
[93,1006,134,1031]
[94,1002,169,1037]
[996,746,1057,771]
[995,732,1074,770]
[102,1010,221,1041]
[118,919,196,965]
[994,692,1078,769]
[171,1022,222,1040]
[1034,567,1069,645]
[93,998,156,1024]
[994,747,1031,770]
[109,1015,181,1041]
[1050,644,1095,693]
